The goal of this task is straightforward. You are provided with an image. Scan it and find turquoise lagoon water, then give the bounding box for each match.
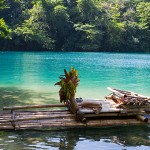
[0,52,150,100]
[0,52,150,149]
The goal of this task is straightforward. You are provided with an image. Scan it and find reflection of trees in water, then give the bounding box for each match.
[80,126,150,147]
[37,125,150,149]
[1,125,149,150]
[0,87,58,109]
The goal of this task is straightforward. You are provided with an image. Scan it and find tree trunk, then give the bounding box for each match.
[69,97,86,122]
[69,96,79,113]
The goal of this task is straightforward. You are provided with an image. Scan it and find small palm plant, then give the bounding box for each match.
[55,68,80,112]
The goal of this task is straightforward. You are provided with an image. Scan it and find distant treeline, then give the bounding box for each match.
[0,0,150,52]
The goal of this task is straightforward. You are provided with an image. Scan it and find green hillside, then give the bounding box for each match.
[0,0,150,52]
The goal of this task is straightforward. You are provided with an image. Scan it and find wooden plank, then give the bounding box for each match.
[3,104,67,110]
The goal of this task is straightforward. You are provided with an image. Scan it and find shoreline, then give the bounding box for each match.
[1,51,150,55]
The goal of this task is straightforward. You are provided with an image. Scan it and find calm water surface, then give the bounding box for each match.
[0,52,150,149]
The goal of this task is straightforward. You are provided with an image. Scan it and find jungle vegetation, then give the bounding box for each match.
[0,0,150,52]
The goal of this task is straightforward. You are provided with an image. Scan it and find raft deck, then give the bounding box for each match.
[0,99,150,130]
[0,110,150,130]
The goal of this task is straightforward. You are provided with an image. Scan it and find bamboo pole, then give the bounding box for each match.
[114,88,150,99]
[3,104,67,110]
[107,87,125,97]
[14,110,69,113]
[0,114,75,123]
[83,112,143,118]
[110,87,150,99]
[108,87,150,107]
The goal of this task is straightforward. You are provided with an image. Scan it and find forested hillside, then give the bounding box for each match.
[0,0,150,52]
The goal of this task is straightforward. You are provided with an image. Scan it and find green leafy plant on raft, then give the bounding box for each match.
[55,68,80,112]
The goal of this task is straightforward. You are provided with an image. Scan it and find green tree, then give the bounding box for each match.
[102,2,125,51]
[0,18,11,39]
[14,1,54,50]
[0,0,12,50]
[73,23,103,51]
[0,0,7,9]
[53,4,72,50]
[137,2,150,29]
[136,2,150,52]
[77,0,99,23]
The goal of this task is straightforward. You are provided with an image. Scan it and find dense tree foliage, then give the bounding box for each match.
[0,0,149,52]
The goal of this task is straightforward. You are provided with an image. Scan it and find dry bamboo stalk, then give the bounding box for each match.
[122,109,146,113]
[15,109,68,113]
[14,114,71,117]
[114,96,149,106]
[19,125,43,128]
[14,114,75,119]
[18,123,41,126]
[86,119,141,126]
[3,104,67,110]
[112,95,122,104]
[0,123,12,125]
[36,120,75,125]
[0,117,12,119]
[101,108,123,112]
[0,126,14,129]
[81,99,110,104]
[15,111,71,115]
[107,87,125,97]
[15,112,73,116]
[14,117,75,122]
[84,112,145,118]
[0,112,12,115]
[0,114,75,123]
[107,87,150,99]
[15,110,70,114]
[114,88,149,99]
[78,108,123,114]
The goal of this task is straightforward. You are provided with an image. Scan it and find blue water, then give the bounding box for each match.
[0,52,150,99]
[0,52,150,149]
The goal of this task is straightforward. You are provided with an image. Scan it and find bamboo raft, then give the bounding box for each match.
[0,88,150,130]
[0,110,149,130]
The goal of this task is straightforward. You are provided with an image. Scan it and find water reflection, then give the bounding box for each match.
[0,125,150,150]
